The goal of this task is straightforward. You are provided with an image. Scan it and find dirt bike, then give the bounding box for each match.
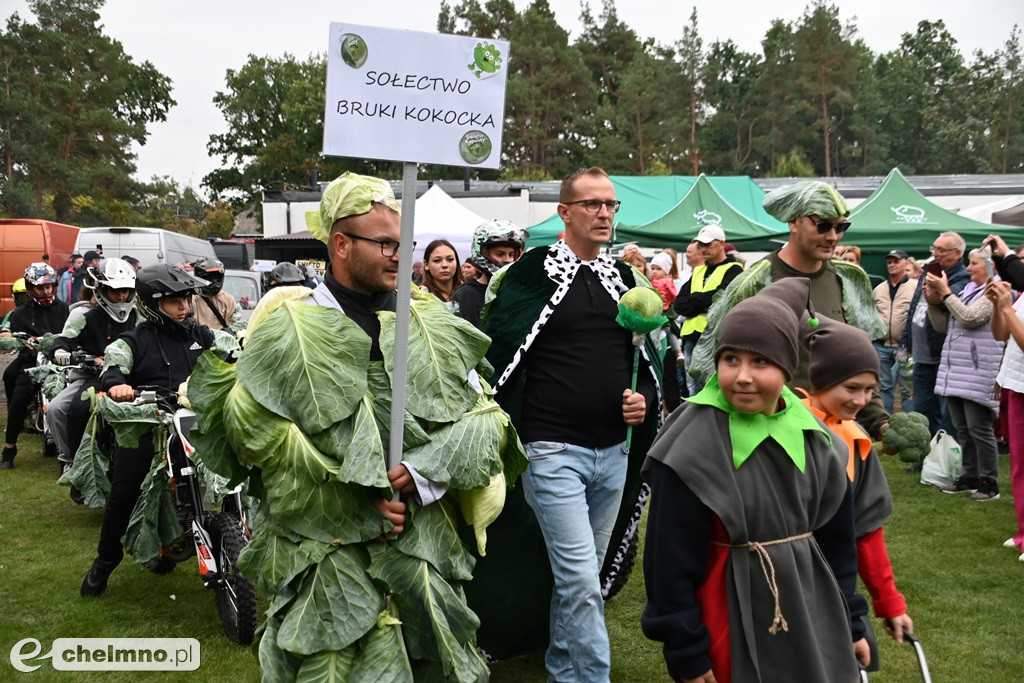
[117,387,257,645]
[5,332,58,457]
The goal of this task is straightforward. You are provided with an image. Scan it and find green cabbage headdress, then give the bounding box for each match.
[304,172,400,243]
[762,180,850,223]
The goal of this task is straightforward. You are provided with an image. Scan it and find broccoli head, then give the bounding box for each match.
[882,411,932,463]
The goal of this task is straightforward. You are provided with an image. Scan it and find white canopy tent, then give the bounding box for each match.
[413,185,487,263]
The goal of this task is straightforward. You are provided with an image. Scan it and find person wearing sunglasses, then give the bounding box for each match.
[688,181,917,453]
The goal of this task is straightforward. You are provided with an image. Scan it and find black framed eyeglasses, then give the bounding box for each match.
[810,218,851,235]
[343,232,414,257]
[564,199,622,214]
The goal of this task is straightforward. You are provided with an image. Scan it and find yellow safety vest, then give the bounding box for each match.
[680,260,744,336]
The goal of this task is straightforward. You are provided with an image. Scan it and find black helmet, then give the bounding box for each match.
[193,256,225,295]
[268,262,306,288]
[135,264,208,339]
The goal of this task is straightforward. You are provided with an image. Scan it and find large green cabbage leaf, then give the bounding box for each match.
[348,603,414,682]
[99,395,162,448]
[239,301,370,433]
[367,544,487,682]
[276,545,385,655]
[123,439,183,566]
[401,393,508,490]
[379,290,490,423]
[58,391,111,508]
[259,422,392,544]
[238,521,332,597]
[294,648,357,682]
[222,382,291,468]
[187,352,252,487]
[258,617,301,681]
[391,500,474,582]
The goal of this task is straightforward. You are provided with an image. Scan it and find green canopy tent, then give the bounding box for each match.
[848,168,1023,277]
[615,174,788,251]
[526,175,698,247]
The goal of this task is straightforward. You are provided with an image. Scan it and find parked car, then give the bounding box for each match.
[223,269,263,322]
[211,239,255,271]
[75,227,216,268]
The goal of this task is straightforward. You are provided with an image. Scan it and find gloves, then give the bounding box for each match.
[54,349,72,366]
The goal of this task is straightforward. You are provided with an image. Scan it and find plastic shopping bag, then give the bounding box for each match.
[920,429,963,488]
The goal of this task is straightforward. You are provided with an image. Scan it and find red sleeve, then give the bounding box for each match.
[856,526,907,619]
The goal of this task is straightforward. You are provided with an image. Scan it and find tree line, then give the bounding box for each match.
[2,0,1021,232]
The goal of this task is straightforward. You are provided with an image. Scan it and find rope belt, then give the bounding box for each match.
[714,531,813,635]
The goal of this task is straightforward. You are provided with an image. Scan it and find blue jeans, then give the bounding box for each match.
[874,343,913,414]
[683,338,704,397]
[913,361,954,436]
[522,440,628,683]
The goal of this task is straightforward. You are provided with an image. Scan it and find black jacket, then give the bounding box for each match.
[52,307,137,358]
[7,300,69,362]
[100,321,214,394]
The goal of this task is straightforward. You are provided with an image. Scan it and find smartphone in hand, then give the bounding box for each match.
[925,260,943,276]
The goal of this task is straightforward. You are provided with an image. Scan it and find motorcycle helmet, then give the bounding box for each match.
[267,262,306,288]
[11,278,29,307]
[90,259,137,323]
[24,262,57,306]
[192,256,225,296]
[134,264,209,339]
[468,220,529,276]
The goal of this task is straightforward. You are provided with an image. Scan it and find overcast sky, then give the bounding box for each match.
[4,0,1022,192]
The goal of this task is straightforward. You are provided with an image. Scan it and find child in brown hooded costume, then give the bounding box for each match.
[642,278,868,682]
[800,316,913,672]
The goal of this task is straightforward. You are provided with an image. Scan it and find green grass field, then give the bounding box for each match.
[2,425,1023,681]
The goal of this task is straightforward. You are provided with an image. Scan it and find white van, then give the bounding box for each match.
[75,227,216,267]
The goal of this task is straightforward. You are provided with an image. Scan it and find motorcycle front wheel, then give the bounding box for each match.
[209,512,257,645]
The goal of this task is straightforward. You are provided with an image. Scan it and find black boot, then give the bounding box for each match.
[1,446,15,469]
[146,554,177,575]
[80,558,118,597]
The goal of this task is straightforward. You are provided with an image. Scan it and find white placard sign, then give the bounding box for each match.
[323,23,509,169]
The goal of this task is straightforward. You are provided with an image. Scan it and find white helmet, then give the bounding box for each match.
[469,219,529,276]
[90,258,137,323]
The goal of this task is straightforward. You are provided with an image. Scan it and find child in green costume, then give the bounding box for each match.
[642,277,869,683]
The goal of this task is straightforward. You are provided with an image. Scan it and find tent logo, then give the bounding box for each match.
[693,210,722,226]
[891,205,927,223]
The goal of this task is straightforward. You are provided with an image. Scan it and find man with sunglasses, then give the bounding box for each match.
[476,167,661,680]
[690,180,894,442]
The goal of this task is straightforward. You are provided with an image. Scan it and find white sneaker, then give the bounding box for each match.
[1004,538,1019,549]
[1019,552,1024,563]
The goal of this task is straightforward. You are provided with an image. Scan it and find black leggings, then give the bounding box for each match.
[3,353,35,445]
[96,437,155,565]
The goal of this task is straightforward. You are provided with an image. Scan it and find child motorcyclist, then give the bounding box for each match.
[49,259,140,497]
[191,256,240,333]
[80,264,214,596]
[1,263,70,468]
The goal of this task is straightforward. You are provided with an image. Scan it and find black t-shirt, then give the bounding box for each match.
[520,266,653,447]
[450,279,487,329]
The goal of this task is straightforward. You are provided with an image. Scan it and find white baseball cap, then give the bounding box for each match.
[694,224,726,244]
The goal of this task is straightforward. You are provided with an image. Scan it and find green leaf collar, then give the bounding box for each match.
[686,374,830,471]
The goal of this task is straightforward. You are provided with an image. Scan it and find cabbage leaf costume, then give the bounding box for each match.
[188,285,527,681]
